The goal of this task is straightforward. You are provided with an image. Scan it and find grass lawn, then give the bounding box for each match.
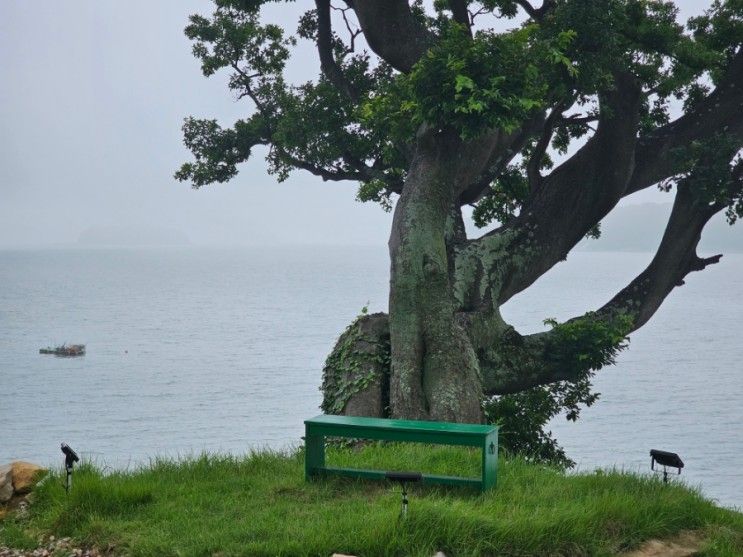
[1,444,742,556]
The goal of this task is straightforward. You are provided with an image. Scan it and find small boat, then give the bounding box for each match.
[39,344,86,357]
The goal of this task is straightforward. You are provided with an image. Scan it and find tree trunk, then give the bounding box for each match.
[387,141,484,423]
[322,130,489,424]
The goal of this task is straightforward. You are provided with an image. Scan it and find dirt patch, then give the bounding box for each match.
[622,531,703,557]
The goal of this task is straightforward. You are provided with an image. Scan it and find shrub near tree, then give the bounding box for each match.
[178,0,743,464]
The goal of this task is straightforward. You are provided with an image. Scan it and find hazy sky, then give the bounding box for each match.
[0,1,717,247]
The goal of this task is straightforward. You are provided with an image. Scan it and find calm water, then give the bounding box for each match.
[1,248,741,508]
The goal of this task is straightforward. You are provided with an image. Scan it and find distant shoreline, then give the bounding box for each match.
[2,245,743,255]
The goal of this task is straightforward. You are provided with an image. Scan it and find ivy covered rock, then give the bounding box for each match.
[321,312,390,418]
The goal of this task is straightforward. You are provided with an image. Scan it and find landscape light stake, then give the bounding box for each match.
[385,471,422,519]
[61,443,80,493]
[650,449,684,484]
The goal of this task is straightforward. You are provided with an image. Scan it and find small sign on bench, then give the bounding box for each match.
[304,414,498,492]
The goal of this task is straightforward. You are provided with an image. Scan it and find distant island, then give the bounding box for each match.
[578,203,743,253]
[77,225,190,247]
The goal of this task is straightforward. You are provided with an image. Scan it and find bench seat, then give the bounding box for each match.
[304,414,498,491]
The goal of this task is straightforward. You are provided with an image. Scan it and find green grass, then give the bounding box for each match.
[1,444,742,556]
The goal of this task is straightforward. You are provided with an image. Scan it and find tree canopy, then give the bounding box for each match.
[178,0,743,464]
[178,0,743,219]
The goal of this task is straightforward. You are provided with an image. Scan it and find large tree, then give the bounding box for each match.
[178,0,743,447]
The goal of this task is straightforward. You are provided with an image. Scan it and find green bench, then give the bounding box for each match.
[304,414,498,491]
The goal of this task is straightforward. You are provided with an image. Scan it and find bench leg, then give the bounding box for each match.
[305,428,325,481]
[482,430,498,491]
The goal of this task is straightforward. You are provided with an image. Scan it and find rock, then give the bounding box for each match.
[0,465,12,503]
[11,462,47,494]
[335,313,390,418]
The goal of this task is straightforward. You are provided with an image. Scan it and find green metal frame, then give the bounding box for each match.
[304,414,498,491]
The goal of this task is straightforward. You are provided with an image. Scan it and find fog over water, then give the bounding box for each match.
[0,0,719,249]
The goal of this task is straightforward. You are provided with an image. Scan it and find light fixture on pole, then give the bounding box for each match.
[61,443,80,493]
[650,449,684,484]
[385,471,422,518]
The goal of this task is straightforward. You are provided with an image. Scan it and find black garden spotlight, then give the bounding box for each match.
[61,443,80,493]
[385,471,422,518]
[650,449,684,484]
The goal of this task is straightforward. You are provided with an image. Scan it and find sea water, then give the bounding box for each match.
[0,247,740,508]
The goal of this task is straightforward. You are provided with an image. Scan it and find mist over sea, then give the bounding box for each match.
[1,247,741,509]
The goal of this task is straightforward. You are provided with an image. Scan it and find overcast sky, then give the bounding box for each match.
[0,1,718,248]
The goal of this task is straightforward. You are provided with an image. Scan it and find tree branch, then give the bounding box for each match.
[330,4,362,54]
[598,181,735,330]
[277,149,365,182]
[471,205,715,395]
[626,50,743,196]
[560,113,598,126]
[352,1,433,73]
[516,0,555,21]
[459,73,643,309]
[527,103,564,192]
[341,150,404,193]
[449,0,472,36]
[230,63,268,113]
[515,0,539,19]
[460,51,743,315]
[458,114,546,205]
[475,161,740,396]
[315,0,360,102]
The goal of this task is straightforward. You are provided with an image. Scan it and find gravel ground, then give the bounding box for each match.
[0,536,104,557]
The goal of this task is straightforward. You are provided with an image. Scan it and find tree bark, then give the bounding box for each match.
[387,129,489,422]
